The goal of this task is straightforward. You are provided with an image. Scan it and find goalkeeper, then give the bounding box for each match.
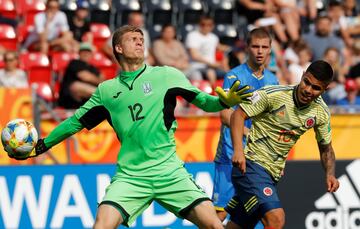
[14,25,252,228]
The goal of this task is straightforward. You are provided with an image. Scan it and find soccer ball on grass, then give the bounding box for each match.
[1,119,38,159]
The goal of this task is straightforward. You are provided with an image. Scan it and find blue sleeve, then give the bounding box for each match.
[223,71,241,91]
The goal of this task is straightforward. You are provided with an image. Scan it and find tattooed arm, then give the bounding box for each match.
[318,142,340,193]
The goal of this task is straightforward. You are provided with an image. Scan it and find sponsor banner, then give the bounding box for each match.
[278,160,360,229]
[0,163,214,229]
[0,161,359,228]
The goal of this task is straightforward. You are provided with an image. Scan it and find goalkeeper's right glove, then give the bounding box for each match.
[215,80,253,107]
[9,138,49,161]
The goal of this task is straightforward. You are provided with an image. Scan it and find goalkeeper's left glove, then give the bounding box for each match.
[215,80,253,107]
[9,138,49,161]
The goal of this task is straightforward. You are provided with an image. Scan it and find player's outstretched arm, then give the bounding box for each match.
[318,142,340,192]
[215,80,253,107]
[10,116,84,160]
[230,108,248,174]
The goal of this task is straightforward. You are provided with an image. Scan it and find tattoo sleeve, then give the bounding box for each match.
[318,142,336,177]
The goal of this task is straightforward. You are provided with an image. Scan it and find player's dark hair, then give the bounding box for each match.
[246,28,272,46]
[112,25,144,61]
[306,60,334,84]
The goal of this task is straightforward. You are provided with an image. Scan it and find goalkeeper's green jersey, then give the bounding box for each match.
[47,65,226,176]
[239,85,332,181]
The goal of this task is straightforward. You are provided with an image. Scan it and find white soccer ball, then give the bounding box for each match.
[1,119,38,159]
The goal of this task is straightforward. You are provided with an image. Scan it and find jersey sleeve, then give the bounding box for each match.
[165,66,226,112]
[44,115,84,148]
[239,89,270,117]
[223,72,239,91]
[314,108,332,145]
[74,86,111,130]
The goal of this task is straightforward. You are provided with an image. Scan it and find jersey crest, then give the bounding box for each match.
[304,116,316,129]
[142,82,153,95]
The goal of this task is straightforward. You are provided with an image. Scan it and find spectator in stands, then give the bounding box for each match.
[23,0,77,54]
[58,43,104,109]
[69,0,92,43]
[341,0,360,41]
[297,0,317,22]
[322,47,347,105]
[272,0,301,42]
[347,56,360,90]
[287,43,312,84]
[327,0,353,47]
[152,24,190,73]
[336,79,360,105]
[236,0,288,43]
[185,15,228,87]
[343,0,359,17]
[0,51,28,88]
[303,14,345,61]
[102,11,154,65]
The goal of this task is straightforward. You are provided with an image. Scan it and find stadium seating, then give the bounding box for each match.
[89,0,111,24]
[173,0,206,41]
[90,23,111,51]
[0,0,16,19]
[173,0,206,26]
[51,51,79,97]
[213,24,238,46]
[19,52,52,85]
[111,0,141,29]
[16,0,46,26]
[59,0,77,22]
[148,24,163,42]
[143,0,174,28]
[207,0,237,25]
[33,82,56,102]
[90,52,119,80]
[17,24,34,45]
[51,51,78,77]
[0,58,4,68]
[178,23,197,42]
[0,24,17,50]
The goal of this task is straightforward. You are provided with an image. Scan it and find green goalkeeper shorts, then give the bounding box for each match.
[99,166,210,227]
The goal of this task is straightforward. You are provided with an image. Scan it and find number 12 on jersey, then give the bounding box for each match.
[128,103,145,121]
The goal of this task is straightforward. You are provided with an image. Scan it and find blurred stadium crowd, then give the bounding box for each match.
[1,0,360,110]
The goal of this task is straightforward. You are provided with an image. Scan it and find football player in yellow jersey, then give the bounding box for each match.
[226,60,340,229]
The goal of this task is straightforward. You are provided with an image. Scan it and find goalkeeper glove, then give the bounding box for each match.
[215,80,253,107]
[9,138,49,160]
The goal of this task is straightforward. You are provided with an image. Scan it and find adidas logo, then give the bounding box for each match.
[305,159,360,229]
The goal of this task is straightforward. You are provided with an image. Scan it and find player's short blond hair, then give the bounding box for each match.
[112,25,144,60]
